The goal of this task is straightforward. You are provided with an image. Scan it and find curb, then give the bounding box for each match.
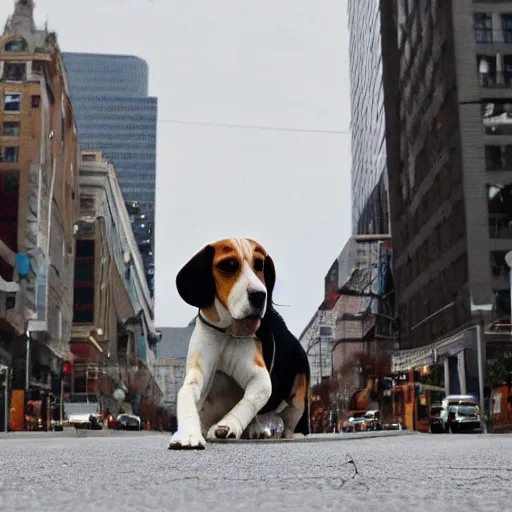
[0,429,162,439]
[208,430,418,445]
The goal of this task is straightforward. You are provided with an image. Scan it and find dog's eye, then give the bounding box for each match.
[254,258,264,272]
[217,258,239,273]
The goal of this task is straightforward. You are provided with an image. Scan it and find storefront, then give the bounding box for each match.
[391,327,481,397]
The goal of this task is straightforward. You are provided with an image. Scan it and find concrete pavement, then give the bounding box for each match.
[0,431,511,512]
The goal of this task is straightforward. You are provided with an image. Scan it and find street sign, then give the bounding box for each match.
[15,253,30,276]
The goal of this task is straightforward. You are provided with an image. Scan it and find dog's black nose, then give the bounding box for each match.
[248,290,266,310]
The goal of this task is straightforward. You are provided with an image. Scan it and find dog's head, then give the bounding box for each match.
[176,238,276,337]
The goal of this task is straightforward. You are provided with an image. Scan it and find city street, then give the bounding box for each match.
[0,431,511,512]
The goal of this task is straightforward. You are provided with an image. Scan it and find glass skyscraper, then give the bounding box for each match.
[62,52,157,295]
[347,0,389,236]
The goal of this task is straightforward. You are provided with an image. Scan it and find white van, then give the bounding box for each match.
[439,394,481,433]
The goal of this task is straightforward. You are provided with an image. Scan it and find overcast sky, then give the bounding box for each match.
[2,0,352,337]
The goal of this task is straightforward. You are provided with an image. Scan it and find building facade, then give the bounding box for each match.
[384,1,512,401]
[153,326,194,419]
[62,52,157,296]
[347,0,390,235]
[0,0,80,431]
[73,151,161,420]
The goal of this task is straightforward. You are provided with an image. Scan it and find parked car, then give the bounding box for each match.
[342,411,368,432]
[115,413,142,431]
[439,394,481,433]
[443,404,482,433]
[362,410,382,431]
[64,402,103,430]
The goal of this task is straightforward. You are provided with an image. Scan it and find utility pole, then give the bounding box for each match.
[475,318,487,434]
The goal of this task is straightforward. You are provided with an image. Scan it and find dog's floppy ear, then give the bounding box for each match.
[264,255,276,299]
[176,245,216,308]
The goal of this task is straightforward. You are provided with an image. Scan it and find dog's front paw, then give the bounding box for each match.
[206,417,244,440]
[168,430,206,450]
[245,412,285,439]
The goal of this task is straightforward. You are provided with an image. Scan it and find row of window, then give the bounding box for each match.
[79,130,157,142]
[474,12,512,44]
[1,92,40,113]
[71,96,156,106]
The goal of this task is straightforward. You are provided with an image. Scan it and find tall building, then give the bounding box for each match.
[347,0,390,235]
[62,53,157,295]
[0,0,80,430]
[384,1,512,398]
[73,150,161,418]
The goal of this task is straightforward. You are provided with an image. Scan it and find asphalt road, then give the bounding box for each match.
[0,430,511,512]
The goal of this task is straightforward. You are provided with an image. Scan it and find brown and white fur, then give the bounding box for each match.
[168,238,309,450]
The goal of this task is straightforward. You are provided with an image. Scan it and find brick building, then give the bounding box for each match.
[0,0,80,430]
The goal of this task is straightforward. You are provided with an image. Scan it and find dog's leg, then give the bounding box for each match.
[279,373,308,439]
[207,340,272,440]
[169,336,221,450]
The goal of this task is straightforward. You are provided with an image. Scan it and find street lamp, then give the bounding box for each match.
[505,251,512,335]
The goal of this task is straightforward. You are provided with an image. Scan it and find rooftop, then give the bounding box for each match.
[157,326,195,360]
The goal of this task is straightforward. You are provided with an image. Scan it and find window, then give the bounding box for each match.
[474,13,492,43]
[81,153,98,162]
[76,239,95,258]
[493,289,511,317]
[488,183,512,238]
[491,251,509,277]
[503,14,512,43]
[5,40,26,52]
[2,121,20,137]
[0,146,19,163]
[73,239,95,324]
[3,62,26,82]
[32,62,44,75]
[4,93,21,112]
[482,101,512,135]
[79,196,95,212]
[485,145,512,170]
[31,95,40,108]
[74,264,94,284]
[319,326,332,337]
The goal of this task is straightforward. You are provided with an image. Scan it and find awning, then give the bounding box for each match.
[391,327,478,372]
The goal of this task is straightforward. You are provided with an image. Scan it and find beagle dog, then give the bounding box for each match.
[169,238,310,450]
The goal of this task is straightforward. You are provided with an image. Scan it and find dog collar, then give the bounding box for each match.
[196,311,262,339]
[197,312,228,334]
[197,311,275,373]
